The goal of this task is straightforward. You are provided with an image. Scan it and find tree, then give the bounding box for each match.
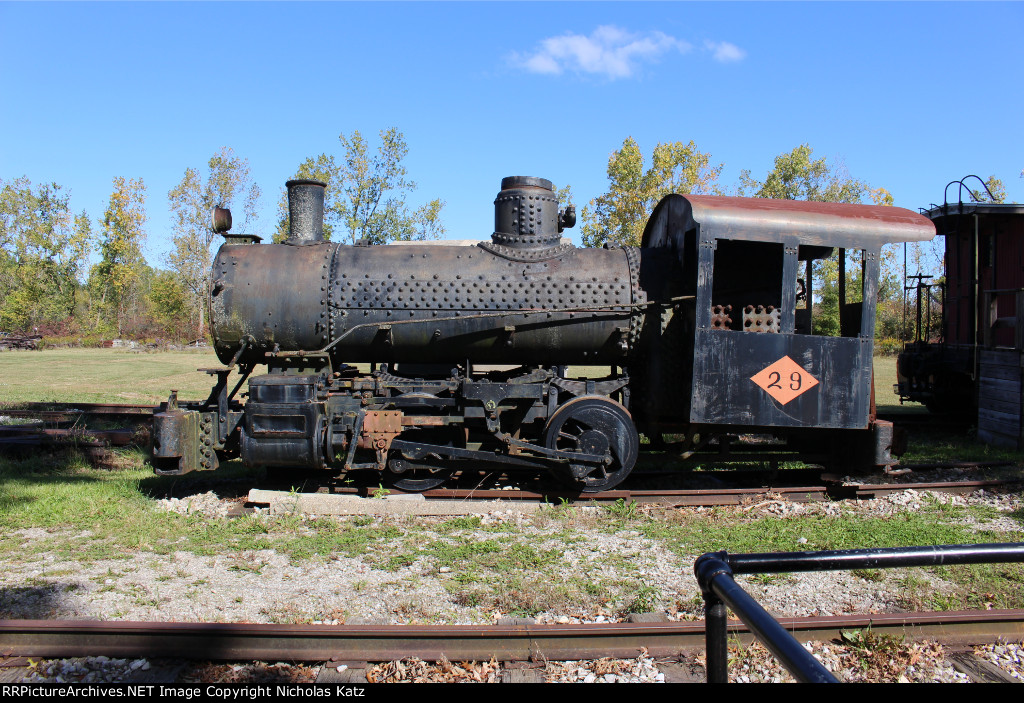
[168,147,261,335]
[555,184,574,210]
[275,128,445,244]
[146,267,192,340]
[738,144,867,204]
[971,175,1006,203]
[94,177,147,336]
[0,177,91,331]
[581,137,722,247]
[740,145,905,339]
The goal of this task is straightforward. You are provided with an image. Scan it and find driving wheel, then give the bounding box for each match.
[543,396,639,492]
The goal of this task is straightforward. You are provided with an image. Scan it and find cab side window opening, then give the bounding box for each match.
[710,240,785,333]
[708,241,872,338]
[811,247,869,338]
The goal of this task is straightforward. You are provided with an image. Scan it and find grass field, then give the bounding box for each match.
[0,348,243,404]
[1,348,912,407]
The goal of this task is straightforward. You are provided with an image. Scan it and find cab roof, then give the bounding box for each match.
[642,194,935,250]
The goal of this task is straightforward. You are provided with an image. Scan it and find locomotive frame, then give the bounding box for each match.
[151,176,934,491]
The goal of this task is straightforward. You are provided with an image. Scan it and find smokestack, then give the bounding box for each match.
[285,179,326,244]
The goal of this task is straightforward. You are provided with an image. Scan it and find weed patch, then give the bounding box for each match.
[438,516,482,532]
[603,499,640,522]
[622,583,660,614]
[840,628,912,680]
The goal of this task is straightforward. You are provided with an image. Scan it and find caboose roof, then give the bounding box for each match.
[922,201,1024,228]
[642,194,935,250]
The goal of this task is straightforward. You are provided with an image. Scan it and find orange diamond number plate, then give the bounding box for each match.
[750,356,819,405]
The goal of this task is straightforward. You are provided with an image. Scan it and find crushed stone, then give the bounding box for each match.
[2,481,1021,683]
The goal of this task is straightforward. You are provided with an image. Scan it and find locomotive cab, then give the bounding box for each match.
[637,194,934,470]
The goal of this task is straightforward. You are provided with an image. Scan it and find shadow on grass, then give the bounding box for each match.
[1011,507,1024,529]
[137,459,261,502]
[0,447,262,519]
[0,448,113,514]
[0,584,66,619]
[902,424,1023,466]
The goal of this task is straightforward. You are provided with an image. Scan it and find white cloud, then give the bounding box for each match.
[512,26,691,80]
[705,40,746,63]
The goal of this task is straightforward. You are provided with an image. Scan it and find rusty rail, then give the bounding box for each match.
[1,611,1022,663]
[354,479,1012,506]
[0,402,157,419]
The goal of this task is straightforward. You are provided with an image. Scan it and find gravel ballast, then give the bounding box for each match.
[2,475,1022,683]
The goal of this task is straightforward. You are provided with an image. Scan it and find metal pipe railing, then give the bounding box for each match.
[694,542,1024,683]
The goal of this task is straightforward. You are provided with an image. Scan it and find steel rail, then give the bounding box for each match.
[0,402,157,418]
[1,610,1022,663]
[357,479,1012,506]
[0,427,141,447]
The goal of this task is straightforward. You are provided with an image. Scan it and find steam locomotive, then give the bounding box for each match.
[151,176,934,491]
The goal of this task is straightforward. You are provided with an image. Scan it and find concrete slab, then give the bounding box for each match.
[316,664,368,684]
[626,613,671,624]
[500,668,545,683]
[661,660,706,683]
[247,490,546,516]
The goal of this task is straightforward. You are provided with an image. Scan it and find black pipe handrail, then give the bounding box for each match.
[694,542,1024,683]
[944,175,997,208]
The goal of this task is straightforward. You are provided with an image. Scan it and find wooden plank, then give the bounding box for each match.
[980,365,1022,379]
[978,405,1021,421]
[979,355,1022,369]
[1016,291,1023,351]
[978,408,1020,427]
[980,349,1023,366]
[977,417,1021,435]
[978,381,1022,397]
[979,398,1022,415]
[980,368,1022,382]
[979,377,1022,392]
[978,426,1021,444]
[978,419,1021,439]
[948,652,1019,684]
[979,365,1021,381]
[978,386,1023,405]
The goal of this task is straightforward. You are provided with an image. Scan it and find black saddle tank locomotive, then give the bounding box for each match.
[151,175,934,491]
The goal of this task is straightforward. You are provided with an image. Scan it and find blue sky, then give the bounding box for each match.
[1,2,1021,265]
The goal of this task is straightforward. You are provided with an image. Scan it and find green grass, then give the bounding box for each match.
[0,348,242,404]
[900,431,1023,466]
[1,350,1021,621]
[1,446,1021,616]
[641,510,986,555]
[872,355,910,414]
[639,498,1024,610]
[0,449,407,564]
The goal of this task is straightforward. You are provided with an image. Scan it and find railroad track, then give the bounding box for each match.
[279,477,1014,505]
[0,403,154,452]
[0,402,157,420]
[0,611,1021,680]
